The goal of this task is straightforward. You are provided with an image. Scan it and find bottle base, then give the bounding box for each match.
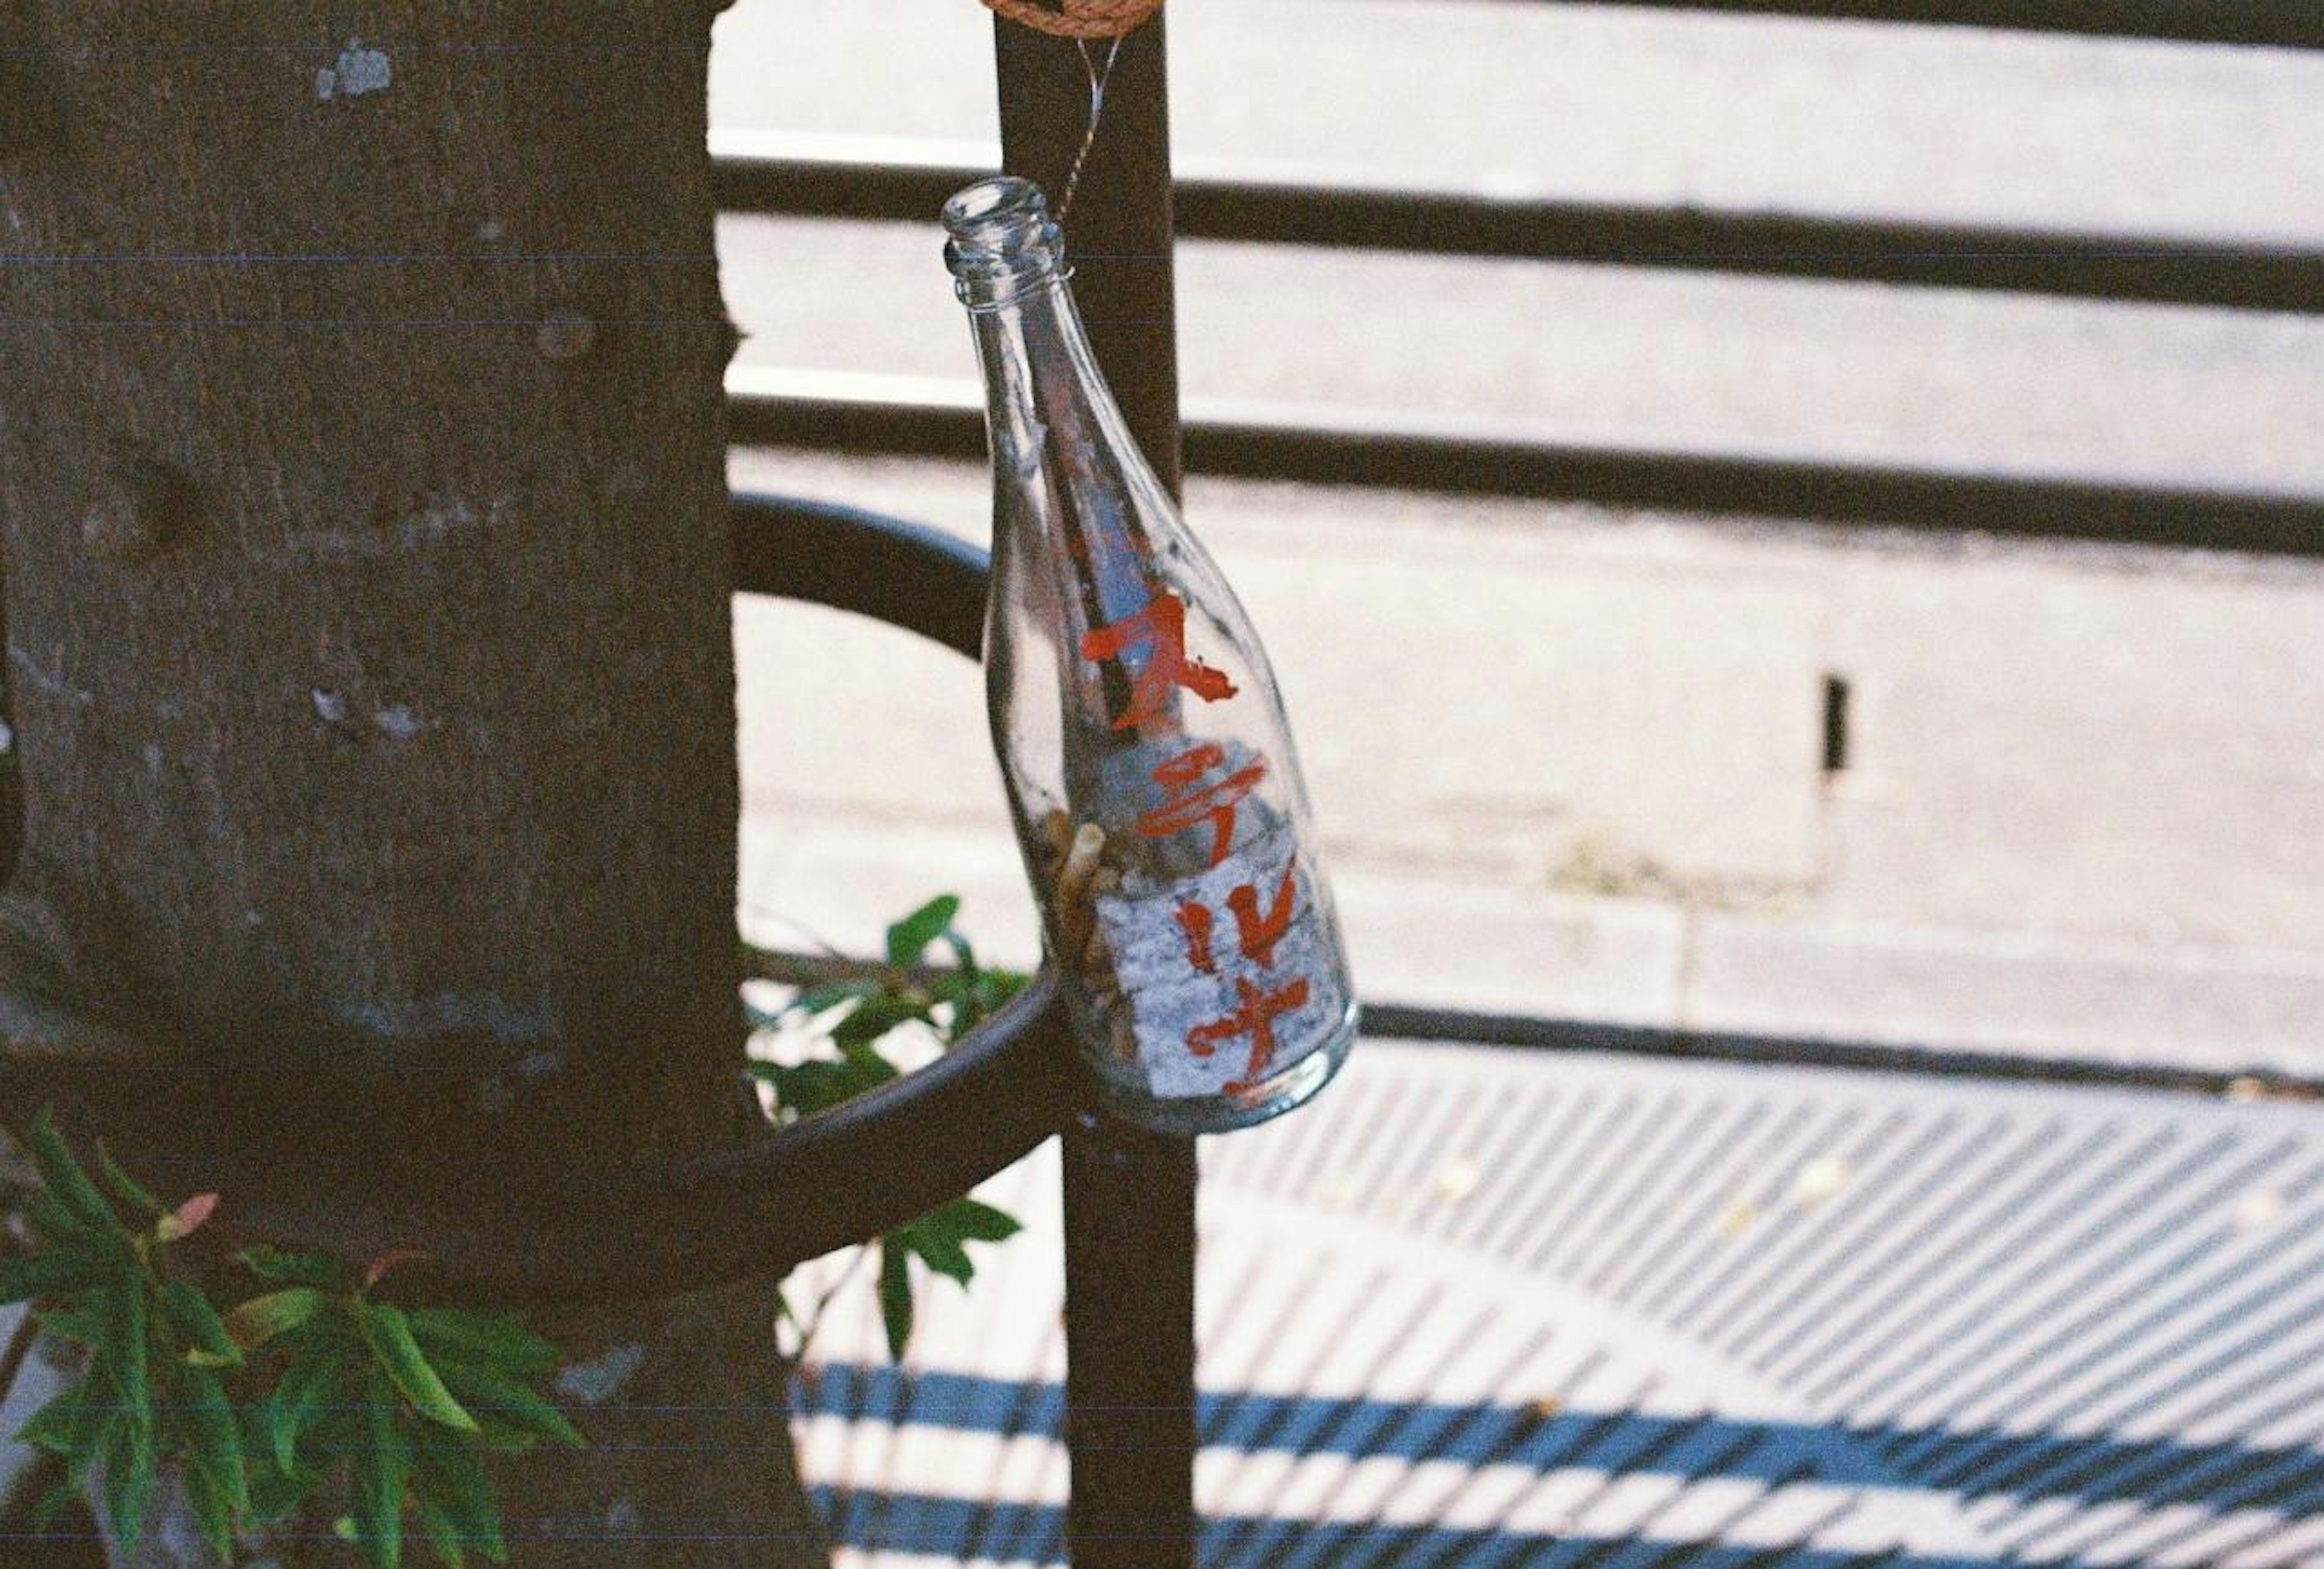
[1092,1011,1356,1137]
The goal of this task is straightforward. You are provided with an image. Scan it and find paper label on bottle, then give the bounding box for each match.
[1094,826,1345,1100]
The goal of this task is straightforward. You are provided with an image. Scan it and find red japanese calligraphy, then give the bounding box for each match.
[1136,743,1267,869]
[1187,973,1311,1089]
[1175,899,1218,973]
[1226,858,1298,969]
[1180,855,1297,980]
[1078,588,1236,731]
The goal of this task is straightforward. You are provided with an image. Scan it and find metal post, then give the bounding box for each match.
[993,17,1200,1568]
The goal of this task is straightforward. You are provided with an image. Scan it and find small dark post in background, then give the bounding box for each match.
[994,16,1201,1569]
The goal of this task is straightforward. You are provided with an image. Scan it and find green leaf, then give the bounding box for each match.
[226,1286,325,1350]
[415,1493,468,1569]
[751,1053,897,1122]
[245,1442,309,1521]
[91,1142,163,1220]
[893,1196,1022,1289]
[904,1226,973,1286]
[431,1358,582,1450]
[886,893,961,967]
[404,1308,560,1380]
[103,1279,151,1436]
[176,1363,250,1516]
[34,1295,111,1349]
[180,1455,236,1564]
[829,991,928,1051]
[28,1109,114,1233]
[361,1301,479,1433]
[412,1433,507,1565]
[237,1243,356,1290]
[792,980,875,1017]
[16,1384,100,1460]
[159,1280,243,1367]
[23,1188,106,1246]
[936,1197,1023,1245]
[0,1246,101,1305]
[877,1240,913,1361]
[353,1367,410,1569]
[266,1343,343,1476]
[99,1397,154,1551]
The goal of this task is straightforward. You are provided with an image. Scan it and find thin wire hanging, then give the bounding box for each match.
[1055,35,1126,225]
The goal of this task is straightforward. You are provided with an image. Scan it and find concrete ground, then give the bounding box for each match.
[714,1,2324,1077]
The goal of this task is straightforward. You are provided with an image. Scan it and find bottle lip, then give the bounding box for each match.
[943,176,1071,311]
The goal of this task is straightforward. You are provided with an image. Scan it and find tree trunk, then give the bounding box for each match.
[0,2,824,1562]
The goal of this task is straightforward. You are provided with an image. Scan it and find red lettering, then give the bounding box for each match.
[1186,973,1311,1089]
[1227,858,1298,968]
[1175,899,1217,973]
[1136,745,1267,869]
[1078,589,1236,731]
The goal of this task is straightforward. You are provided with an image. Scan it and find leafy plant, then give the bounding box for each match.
[747,894,1027,1359]
[0,1110,576,1569]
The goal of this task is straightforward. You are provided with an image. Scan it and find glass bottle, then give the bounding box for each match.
[942,175,1357,1136]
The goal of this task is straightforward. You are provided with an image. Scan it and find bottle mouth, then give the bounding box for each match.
[943,176,1069,309]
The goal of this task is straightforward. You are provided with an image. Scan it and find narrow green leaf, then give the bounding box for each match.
[361,1301,479,1433]
[885,893,961,967]
[24,1189,105,1246]
[465,1415,543,1455]
[70,1401,123,1486]
[91,1142,163,1220]
[225,1286,325,1349]
[177,1363,250,1515]
[0,1247,99,1304]
[414,1493,468,1569]
[267,1344,342,1476]
[431,1358,582,1450]
[159,1280,243,1367]
[15,1384,98,1458]
[404,1309,560,1380]
[103,1279,151,1436]
[28,1109,114,1232]
[412,1434,505,1565]
[237,1244,356,1290]
[99,1399,154,1552]
[354,1367,410,1569]
[245,1444,308,1521]
[179,1442,235,1564]
[877,1241,913,1361]
[33,1296,108,1349]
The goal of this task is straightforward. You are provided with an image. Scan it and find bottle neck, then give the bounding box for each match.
[942,176,1158,520]
[964,270,1131,484]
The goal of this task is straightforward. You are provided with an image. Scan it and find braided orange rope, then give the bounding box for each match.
[981,0,1163,38]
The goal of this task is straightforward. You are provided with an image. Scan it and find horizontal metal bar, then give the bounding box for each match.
[739,946,2324,1100]
[1357,999,2324,1101]
[725,372,2324,559]
[1549,0,2324,50]
[711,135,2324,314]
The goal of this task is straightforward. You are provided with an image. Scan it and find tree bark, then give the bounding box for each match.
[0,2,824,1562]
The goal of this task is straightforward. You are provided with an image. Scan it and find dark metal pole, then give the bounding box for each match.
[993,16,1201,1569]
